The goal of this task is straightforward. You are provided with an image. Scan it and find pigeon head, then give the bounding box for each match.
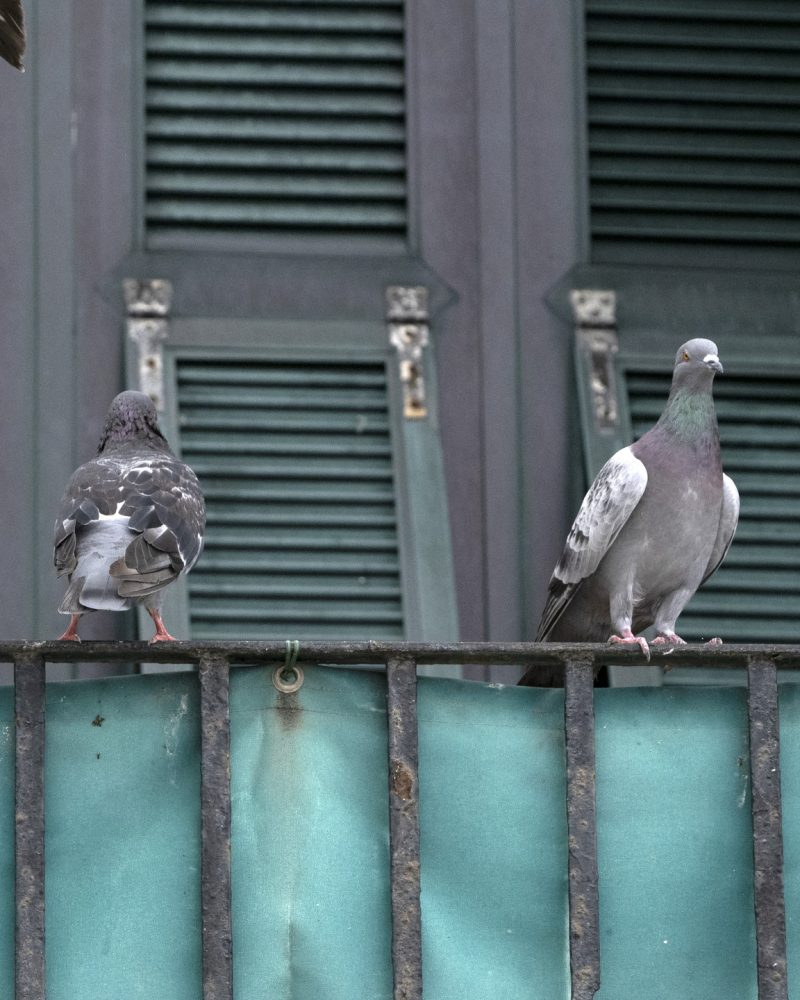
[97,391,170,454]
[657,338,723,441]
[671,338,723,390]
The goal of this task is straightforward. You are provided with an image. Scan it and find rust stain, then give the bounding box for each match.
[275,691,302,731]
[391,760,414,801]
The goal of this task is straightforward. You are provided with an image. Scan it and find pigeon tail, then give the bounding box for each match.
[63,518,133,612]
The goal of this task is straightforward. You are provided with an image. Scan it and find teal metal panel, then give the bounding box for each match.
[5,668,800,996]
[593,684,756,998]
[144,0,408,243]
[585,0,800,269]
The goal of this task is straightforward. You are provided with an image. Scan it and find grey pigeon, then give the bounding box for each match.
[520,338,738,683]
[54,391,205,643]
[0,0,24,70]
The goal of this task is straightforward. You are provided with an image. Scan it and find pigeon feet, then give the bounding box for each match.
[608,629,650,660]
[704,637,723,647]
[653,631,687,646]
[57,615,82,642]
[147,609,176,644]
[148,632,177,644]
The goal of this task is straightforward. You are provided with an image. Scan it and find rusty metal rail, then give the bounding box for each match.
[2,639,799,1000]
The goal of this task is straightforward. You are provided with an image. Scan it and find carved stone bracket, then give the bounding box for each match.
[386,286,429,420]
[123,279,173,411]
[570,289,620,431]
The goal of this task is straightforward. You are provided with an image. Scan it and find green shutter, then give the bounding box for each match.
[127,318,459,652]
[625,367,800,645]
[144,1,407,244]
[176,356,405,639]
[585,0,800,269]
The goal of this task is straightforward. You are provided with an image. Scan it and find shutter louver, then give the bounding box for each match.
[585,1,800,267]
[626,369,800,643]
[144,1,407,244]
[176,357,405,639]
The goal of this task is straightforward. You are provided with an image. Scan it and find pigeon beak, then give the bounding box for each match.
[703,353,723,374]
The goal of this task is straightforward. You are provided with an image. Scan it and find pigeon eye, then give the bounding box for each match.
[682,351,690,361]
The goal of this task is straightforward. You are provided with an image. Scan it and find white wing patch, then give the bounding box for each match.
[536,447,648,640]
[555,446,648,585]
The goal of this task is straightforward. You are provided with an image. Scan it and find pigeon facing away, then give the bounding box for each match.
[0,0,25,70]
[520,339,739,684]
[54,391,205,643]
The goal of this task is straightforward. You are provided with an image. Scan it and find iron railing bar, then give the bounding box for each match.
[198,654,233,1000]
[564,658,601,1000]
[386,656,423,1000]
[747,659,788,1000]
[2,640,800,668]
[14,652,46,1000]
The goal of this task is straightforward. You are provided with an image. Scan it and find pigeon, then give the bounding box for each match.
[54,391,205,643]
[520,338,739,684]
[0,0,25,70]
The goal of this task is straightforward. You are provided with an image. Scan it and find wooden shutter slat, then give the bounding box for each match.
[145,0,407,243]
[586,0,800,265]
[178,357,405,639]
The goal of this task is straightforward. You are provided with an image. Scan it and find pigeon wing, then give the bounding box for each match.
[53,458,121,576]
[0,0,25,70]
[700,473,739,586]
[109,457,205,598]
[537,446,648,640]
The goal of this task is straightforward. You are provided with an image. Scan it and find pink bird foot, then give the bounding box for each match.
[608,629,650,660]
[704,637,723,647]
[653,631,687,646]
[147,608,176,644]
[57,614,82,642]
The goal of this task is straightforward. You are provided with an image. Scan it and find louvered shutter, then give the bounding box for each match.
[144,0,407,244]
[176,356,404,638]
[585,0,800,269]
[625,368,800,645]
[131,319,458,648]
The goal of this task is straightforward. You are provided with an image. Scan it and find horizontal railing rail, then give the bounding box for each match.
[7,640,800,1000]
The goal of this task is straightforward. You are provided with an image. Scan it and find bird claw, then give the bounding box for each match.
[608,631,650,661]
[652,632,687,647]
[704,637,723,647]
[148,632,176,644]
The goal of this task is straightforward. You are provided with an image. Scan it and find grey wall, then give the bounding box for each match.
[0,0,585,680]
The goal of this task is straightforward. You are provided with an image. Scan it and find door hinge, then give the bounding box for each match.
[387,285,429,420]
[123,278,173,411]
[571,289,619,431]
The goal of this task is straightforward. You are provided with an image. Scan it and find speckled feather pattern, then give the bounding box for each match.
[54,392,205,616]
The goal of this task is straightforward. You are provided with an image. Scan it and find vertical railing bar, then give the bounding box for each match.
[564,657,601,1000]
[15,652,46,1000]
[386,657,423,1000]
[198,654,233,1000]
[747,658,788,1000]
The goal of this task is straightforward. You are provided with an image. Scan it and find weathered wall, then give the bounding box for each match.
[0,1,584,680]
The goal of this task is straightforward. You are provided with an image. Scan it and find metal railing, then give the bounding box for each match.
[3,639,799,1000]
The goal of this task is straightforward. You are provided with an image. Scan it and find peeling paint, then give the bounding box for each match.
[164,692,189,758]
